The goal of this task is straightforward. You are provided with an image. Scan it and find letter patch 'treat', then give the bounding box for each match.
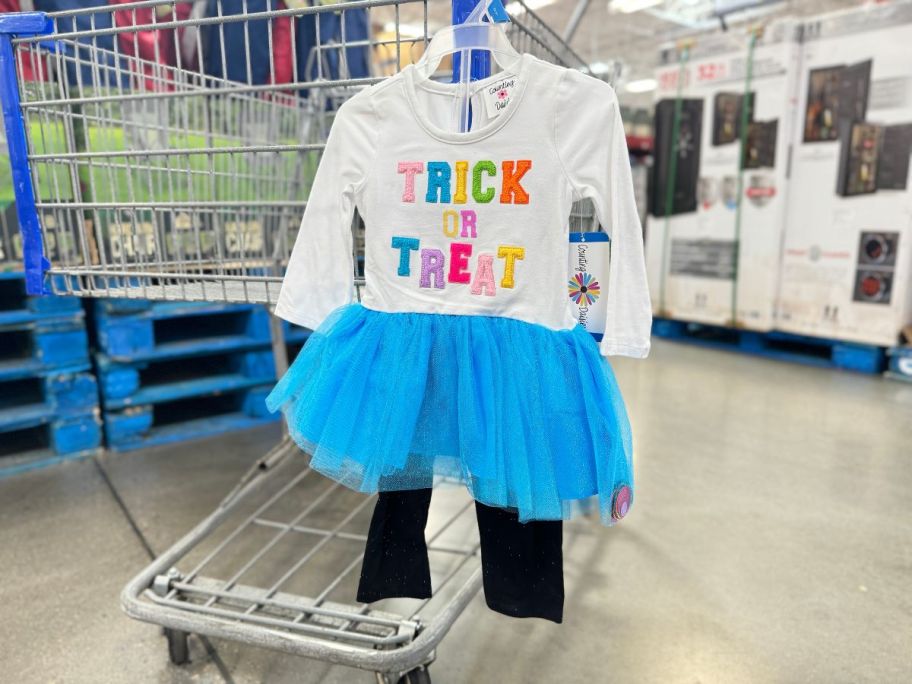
[391,159,531,296]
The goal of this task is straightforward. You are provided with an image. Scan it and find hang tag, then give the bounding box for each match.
[481,77,518,119]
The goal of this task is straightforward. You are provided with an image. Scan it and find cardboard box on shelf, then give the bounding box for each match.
[645,21,801,331]
[777,2,912,347]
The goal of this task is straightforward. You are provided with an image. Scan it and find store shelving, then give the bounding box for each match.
[0,272,101,476]
[91,300,279,451]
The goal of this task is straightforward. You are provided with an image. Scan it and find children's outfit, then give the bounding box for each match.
[267,53,651,621]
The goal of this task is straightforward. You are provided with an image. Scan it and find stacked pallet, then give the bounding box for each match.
[283,320,311,365]
[0,272,102,476]
[93,300,280,451]
[887,345,912,382]
[652,318,887,374]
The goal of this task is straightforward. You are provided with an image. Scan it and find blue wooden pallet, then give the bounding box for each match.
[94,302,272,361]
[0,271,83,328]
[0,412,103,479]
[652,318,887,374]
[95,348,276,410]
[0,315,90,380]
[282,320,311,346]
[103,385,278,452]
[0,370,99,433]
[886,347,912,382]
[93,298,250,317]
[282,320,311,364]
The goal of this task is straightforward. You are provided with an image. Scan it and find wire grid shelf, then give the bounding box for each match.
[8,0,591,305]
[123,437,482,676]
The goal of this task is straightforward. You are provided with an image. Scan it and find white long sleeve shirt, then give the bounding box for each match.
[275,53,652,358]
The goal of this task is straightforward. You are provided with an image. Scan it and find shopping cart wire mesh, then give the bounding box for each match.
[2,0,589,306]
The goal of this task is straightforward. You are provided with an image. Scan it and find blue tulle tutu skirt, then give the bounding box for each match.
[267,303,633,525]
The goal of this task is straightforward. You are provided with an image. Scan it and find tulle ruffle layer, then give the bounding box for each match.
[267,304,633,525]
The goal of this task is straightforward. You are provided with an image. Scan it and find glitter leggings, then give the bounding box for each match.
[356,488,564,623]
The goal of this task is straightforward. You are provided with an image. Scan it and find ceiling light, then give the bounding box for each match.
[383,21,426,38]
[506,0,557,16]
[625,78,657,93]
[588,61,613,75]
[609,0,664,13]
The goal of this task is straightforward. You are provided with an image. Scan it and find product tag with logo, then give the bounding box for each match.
[482,77,518,118]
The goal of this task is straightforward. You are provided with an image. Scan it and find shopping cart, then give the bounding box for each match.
[0,1,589,681]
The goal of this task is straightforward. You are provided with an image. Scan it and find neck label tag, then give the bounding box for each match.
[481,77,518,118]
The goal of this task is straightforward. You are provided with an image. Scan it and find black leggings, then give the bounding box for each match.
[357,488,564,623]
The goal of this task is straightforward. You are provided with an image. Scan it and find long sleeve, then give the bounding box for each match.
[274,89,377,330]
[555,72,652,358]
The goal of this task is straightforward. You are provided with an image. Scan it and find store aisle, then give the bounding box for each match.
[1,340,909,684]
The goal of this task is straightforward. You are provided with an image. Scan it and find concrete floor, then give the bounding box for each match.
[1,340,911,684]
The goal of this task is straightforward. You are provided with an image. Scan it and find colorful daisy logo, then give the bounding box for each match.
[498,89,508,100]
[567,272,601,306]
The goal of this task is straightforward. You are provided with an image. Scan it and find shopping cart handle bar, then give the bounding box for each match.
[0,12,53,36]
[0,12,53,296]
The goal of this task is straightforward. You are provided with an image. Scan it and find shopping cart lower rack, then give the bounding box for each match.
[122,436,483,683]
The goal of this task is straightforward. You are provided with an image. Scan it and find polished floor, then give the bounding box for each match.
[1,340,910,683]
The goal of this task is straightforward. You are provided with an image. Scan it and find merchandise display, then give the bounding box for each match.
[199,0,371,87]
[742,119,778,170]
[200,0,286,84]
[110,0,191,91]
[852,230,900,305]
[712,91,754,146]
[876,123,912,190]
[33,0,122,87]
[645,22,801,330]
[650,97,703,217]
[836,121,881,197]
[778,2,912,346]
[803,60,871,143]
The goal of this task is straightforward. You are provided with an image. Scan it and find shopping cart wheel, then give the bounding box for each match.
[397,666,431,684]
[165,628,190,665]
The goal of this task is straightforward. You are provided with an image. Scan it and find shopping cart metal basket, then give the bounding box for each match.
[0,1,589,681]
